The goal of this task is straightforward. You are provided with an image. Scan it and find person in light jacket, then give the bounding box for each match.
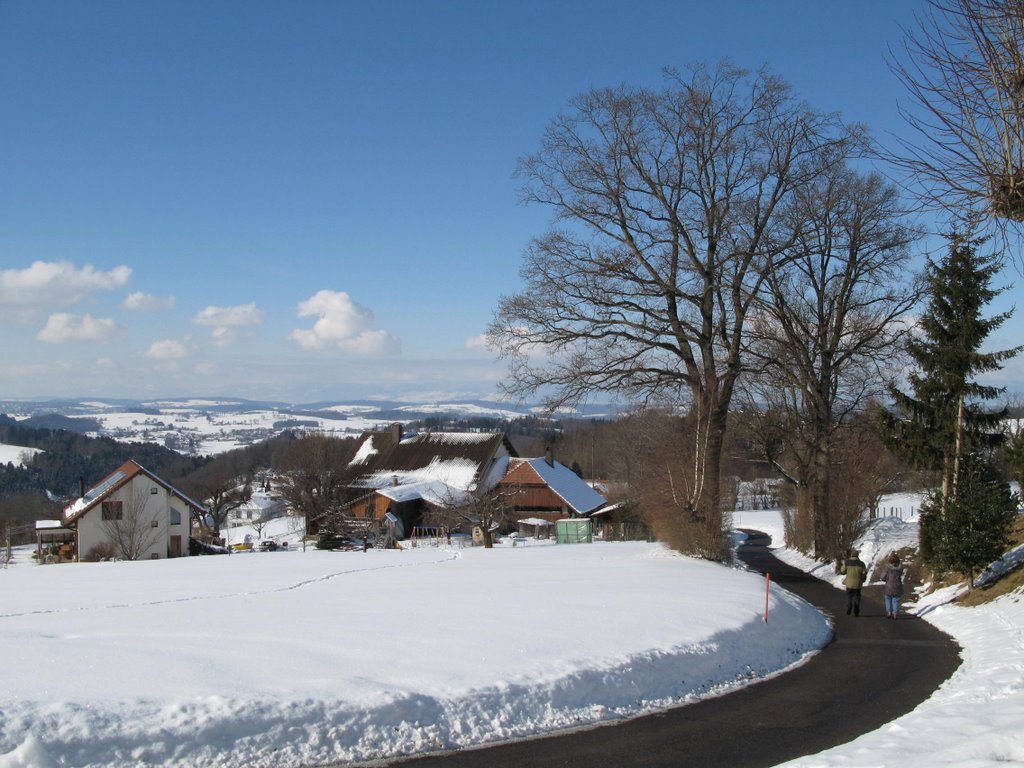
[883,553,904,619]
[840,549,868,617]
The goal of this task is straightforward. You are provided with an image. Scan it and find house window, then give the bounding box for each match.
[170,509,181,526]
[101,501,123,520]
[151,519,159,528]
[151,487,159,495]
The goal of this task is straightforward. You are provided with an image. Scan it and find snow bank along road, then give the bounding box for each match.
[379,531,962,768]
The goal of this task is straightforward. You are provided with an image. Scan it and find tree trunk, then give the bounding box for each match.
[692,395,730,559]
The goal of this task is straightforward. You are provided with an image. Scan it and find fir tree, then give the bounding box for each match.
[920,456,1016,587]
[883,232,1020,497]
[882,231,1021,573]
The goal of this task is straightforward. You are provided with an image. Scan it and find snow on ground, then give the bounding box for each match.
[0,442,41,467]
[0,538,829,768]
[3,500,1023,768]
[742,500,1024,768]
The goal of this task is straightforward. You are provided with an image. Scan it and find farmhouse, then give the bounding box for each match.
[497,449,607,525]
[61,459,205,561]
[343,423,516,538]
[337,425,607,542]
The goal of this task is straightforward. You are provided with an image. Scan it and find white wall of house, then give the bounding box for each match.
[77,475,192,560]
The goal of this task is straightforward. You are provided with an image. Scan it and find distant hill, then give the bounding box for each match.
[0,416,205,501]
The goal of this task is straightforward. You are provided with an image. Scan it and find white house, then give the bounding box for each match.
[62,459,205,561]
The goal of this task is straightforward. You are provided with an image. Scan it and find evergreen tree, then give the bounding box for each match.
[882,231,1021,573]
[920,456,1016,586]
[883,232,1020,497]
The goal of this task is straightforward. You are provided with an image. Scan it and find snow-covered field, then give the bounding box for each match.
[0,442,42,467]
[0,530,828,768]
[1,505,1022,768]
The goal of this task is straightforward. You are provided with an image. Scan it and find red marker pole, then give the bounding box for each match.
[764,572,771,623]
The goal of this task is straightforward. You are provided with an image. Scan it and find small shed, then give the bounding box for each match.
[35,520,76,563]
[555,519,592,544]
[517,517,554,539]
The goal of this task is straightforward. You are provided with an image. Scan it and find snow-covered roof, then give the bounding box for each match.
[361,457,483,492]
[506,457,607,515]
[35,519,71,530]
[376,480,473,507]
[348,428,515,494]
[347,438,379,467]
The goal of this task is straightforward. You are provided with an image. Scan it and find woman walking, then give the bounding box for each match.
[884,553,904,619]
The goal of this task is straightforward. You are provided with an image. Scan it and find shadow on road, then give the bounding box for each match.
[356,532,961,768]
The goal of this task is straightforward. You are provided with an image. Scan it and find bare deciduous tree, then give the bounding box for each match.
[100,489,163,561]
[183,463,252,541]
[744,167,920,559]
[430,485,524,549]
[889,0,1024,239]
[490,62,858,559]
[276,434,358,544]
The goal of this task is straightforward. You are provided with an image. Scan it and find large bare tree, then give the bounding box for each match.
[889,0,1024,239]
[183,463,252,541]
[744,167,920,559]
[276,434,358,543]
[490,62,858,558]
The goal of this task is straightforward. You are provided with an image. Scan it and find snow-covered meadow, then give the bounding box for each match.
[0,534,828,768]
[1,503,1022,768]
[0,443,41,467]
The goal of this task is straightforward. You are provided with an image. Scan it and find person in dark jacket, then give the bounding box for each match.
[883,553,904,619]
[840,549,868,617]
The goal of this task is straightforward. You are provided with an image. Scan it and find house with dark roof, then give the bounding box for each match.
[497,449,607,526]
[343,423,517,538]
[61,459,205,561]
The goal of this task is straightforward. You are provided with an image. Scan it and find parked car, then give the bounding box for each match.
[259,540,278,552]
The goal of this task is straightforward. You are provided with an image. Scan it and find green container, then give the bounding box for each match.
[555,519,592,544]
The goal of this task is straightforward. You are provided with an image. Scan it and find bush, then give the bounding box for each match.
[83,541,117,562]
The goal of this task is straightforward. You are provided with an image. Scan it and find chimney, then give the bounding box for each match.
[392,474,399,487]
[545,446,554,467]
[391,422,403,445]
[79,477,85,499]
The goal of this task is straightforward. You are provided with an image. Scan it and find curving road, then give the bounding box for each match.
[361,531,961,768]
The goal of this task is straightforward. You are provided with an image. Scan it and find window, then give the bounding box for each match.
[101,501,123,520]
[151,487,158,495]
[151,519,159,528]
[170,509,181,526]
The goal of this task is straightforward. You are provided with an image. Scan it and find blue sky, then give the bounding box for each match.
[2,0,1022,403]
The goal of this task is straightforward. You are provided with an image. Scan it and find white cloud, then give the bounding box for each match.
[1,261,132,317]
[36,313,121,343]
[193,302,264,346]
[193,302,264,328]
[123,292,175,311]
[290,290,400,354]
[147,339,189,360]
[465,333,494,352]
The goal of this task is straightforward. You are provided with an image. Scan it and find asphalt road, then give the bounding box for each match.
[356,532,962,768]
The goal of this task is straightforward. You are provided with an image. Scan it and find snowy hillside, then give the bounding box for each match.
[0,397,613,456]
[0,538,828,768]
[0,442,41,467]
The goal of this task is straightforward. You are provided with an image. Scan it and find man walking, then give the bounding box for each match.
[840,548,868,617]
